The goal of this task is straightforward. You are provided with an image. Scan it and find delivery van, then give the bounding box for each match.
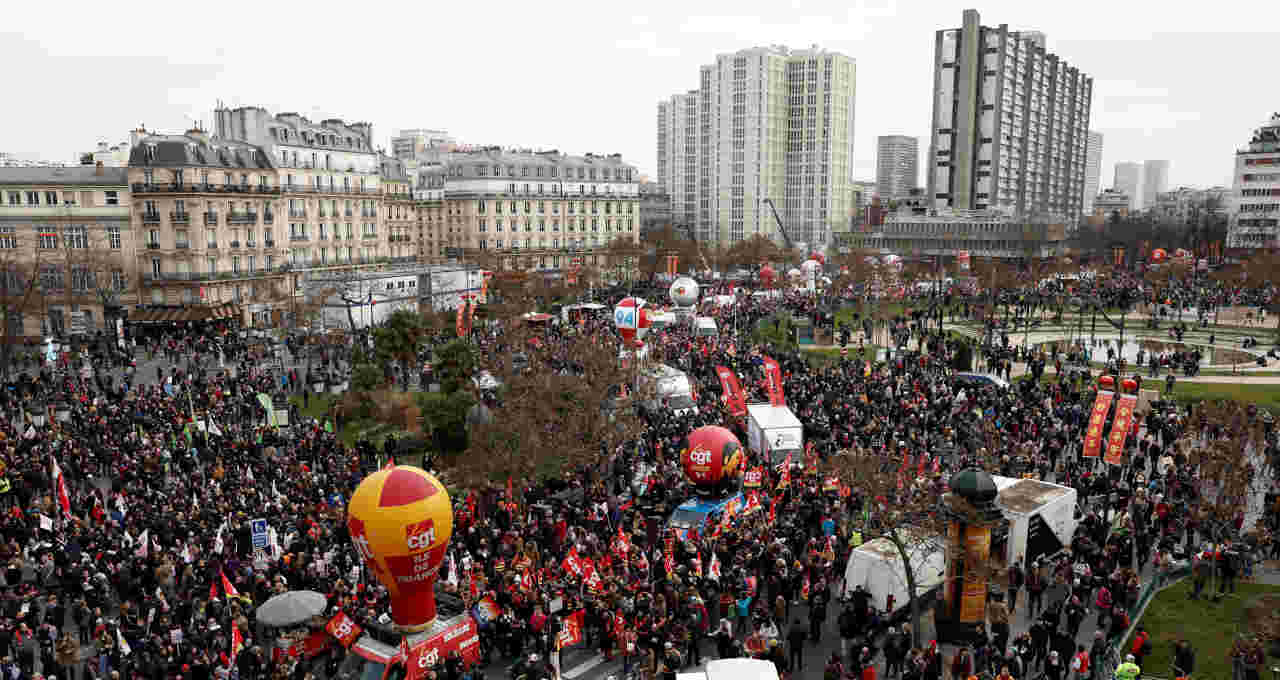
[667,492,744,541]
[638,363,697,417]
[746,403,804,466]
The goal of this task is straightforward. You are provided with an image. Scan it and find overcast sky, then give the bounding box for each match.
[3,0,1274,192]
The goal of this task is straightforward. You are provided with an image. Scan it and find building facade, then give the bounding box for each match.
[843,210,1067,260]
[380,156,418,261]
[391,129,456,161]
[435,148,640,272]
[1142,160,1170,212]
[658,45,856,249]
[638,181,673,235]
[875,135,919,200]
[1083,130,1103,216]
[1150,186,1229,224]
[1091,188,1132,223]
[927,9,1092,222]
[1113,162,1144,211]
[0,165,134,339]
[414,165,448,261]
[850,180,876,229]
[656,92,699,231]
[1227,113,1280,250]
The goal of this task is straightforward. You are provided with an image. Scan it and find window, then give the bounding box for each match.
[38,226,58,249]
[45,191,58,206]
[6,192,18,205]
[232,256,241,274]
[207,257,217,275]
[106,226,121,249]
[26,192,39,205]
[64,225,88,249]
[38,265,63,291]
[0,225,15,249]
[111,269,126,291]
[71,266,95,292]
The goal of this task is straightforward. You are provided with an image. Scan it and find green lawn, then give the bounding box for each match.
[1135,578,1280,680]
[1167,381,1280,415]
[289,393,424,456]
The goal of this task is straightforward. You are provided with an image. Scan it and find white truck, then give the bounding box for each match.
[841,528,947,618]
[992,476,1080,568]
[746,403,804,466]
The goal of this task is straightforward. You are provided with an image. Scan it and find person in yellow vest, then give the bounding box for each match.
[850,529,863,549]
[1114,654,1140,680]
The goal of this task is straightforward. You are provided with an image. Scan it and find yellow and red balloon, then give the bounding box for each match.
[347,466,454,630]
[682,425,744,487]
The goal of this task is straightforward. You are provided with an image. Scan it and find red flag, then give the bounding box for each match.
[768,496,778,525]
[932,455,941,474]
[506,477,514,502]
[231,622,245,660]
[51,456,72,519]
[220,569,241,599]
[715,365,747,416]
[209,579,218,601]
[918,455,927,477]
[778,454,792,488]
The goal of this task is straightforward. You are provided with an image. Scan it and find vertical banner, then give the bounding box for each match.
[1105,393,1138,465]
[1082,390,1114,459]
[958,525,992,623]
[715,365,747,416]
[762,356,785,406]
[557,610,585,648]
[456,300,471,338]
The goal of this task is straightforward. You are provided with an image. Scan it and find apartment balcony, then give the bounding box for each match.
[228,212,258,225]
[207,243,219,250]
[360,233,379,241]
[246,241,257,249]
[170,212,191,224]
[264,239,276,248]
[175,241,191,250]
[290,234,310,242]
[142,212,162,224]
[263,213,275,224]
[0,204,129,219]
[203,212,218,226]
[229,241,241,249]
[288,211,306,219]
[256,185,279,194]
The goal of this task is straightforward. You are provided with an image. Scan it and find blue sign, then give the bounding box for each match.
[614,308,634,327]
[251,518,269,549]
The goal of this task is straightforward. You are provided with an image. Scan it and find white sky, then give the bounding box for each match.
[3,0,1275,191]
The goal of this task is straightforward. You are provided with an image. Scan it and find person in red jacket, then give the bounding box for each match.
[1131,627,1151,668]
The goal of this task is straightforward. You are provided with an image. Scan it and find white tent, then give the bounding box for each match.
[991,476,1079,567]
[840,527,946,615]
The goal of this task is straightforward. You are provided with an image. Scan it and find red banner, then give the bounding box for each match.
[715,365,747,416]
[561,549,603,592]
[405,617,480,679]
[456,301,471,338]
[324,612,363,648]
[557,610,585,648]
[275,631,331,662]
[1082,390,1114,459]
[743,466,763,489]
[1105,393,1138,465]
[762,356,785,406]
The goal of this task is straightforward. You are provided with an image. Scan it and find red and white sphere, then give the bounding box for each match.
[1150,248,1168,264]
[614,297,652,346]
[759,264,777,285]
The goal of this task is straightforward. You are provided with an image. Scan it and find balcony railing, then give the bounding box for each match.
[171,212,191,224]
[228,212,258,225]
[288,211,306,219]
[281,184,381,196]
[175,242,190,250]
[361,233,378,240]
[131,183,280,195]
[145,242,160,250]
[204,212,218,226]
[142,212,162,223]
[344,210,354,217]
[207,243,219,250]
[229,241,241,249]
[290,234,310,242]
[264,240,275,247]
[246,241,257,248]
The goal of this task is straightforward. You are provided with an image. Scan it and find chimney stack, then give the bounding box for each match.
[95,161,104,176]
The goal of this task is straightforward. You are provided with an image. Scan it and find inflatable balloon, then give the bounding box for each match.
[347,466,453,630]
[809,252,826,265]
[669,276,700,307]
[1150,248,1168,264]
[614,297,651,346]
[1098,375,1116,391]
[682,425,744,488]
[1121,378,1139,394]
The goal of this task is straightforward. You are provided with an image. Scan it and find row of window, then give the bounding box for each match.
[476,200,635,216]
[0,224,117,249]
[462,163,634,182]
[477,236,619,250]
[2,265,124,293]
[475,218,634,233]
[6,190,120,206]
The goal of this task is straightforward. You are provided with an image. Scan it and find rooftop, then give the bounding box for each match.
[128,133,273,170]
[0,165,129,186]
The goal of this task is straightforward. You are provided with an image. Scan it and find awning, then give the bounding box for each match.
[128,302,242,324]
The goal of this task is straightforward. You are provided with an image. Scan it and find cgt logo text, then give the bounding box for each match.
[405,519,436,551]
[689,448,712,466]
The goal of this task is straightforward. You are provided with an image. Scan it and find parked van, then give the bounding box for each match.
[693,316,719,337]
[637,363,697,417]
[668,492,744,541]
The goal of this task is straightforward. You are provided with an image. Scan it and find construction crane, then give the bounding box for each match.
[762,198,796,250]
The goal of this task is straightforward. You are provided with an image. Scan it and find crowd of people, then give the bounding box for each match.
[0,271,1276,680]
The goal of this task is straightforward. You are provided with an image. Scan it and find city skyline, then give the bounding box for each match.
[2,0,1274,192]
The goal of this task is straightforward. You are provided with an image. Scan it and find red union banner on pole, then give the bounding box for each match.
[715,365,747,416]
[405,617,481,680]
[762,356,785,406]
[743,466,763,489]
[1082,390,1114,459]
[557,610,585,648]
[1105,393,1138,465]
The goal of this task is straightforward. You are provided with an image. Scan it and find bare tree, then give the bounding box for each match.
[0,230,47,377]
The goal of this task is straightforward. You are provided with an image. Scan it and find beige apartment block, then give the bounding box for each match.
[434,149,641,272]
[0,164,135,340]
